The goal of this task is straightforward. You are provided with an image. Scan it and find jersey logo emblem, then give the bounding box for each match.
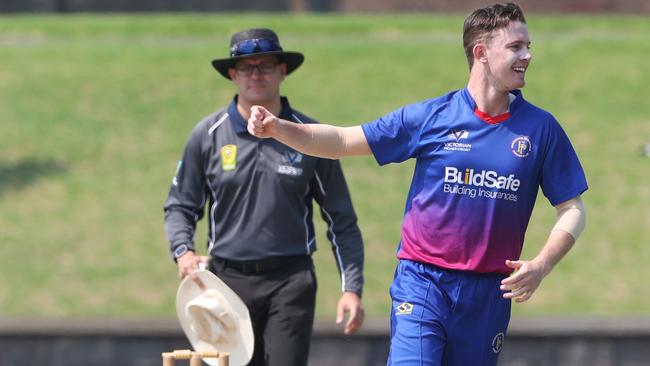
[511,136,532,158]
[444,130,472,152]
[278,150,304,176]
[221,144,237,171]
[277,165,303,176]
[492,332,505,353]
[283,151,303,164]
[395,302,413,315]
[449,129,469,141]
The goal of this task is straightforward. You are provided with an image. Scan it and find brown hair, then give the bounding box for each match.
[462,3,526,70]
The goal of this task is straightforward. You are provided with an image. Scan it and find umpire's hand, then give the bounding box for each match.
[176,251,210,290]
[337,291,365,335]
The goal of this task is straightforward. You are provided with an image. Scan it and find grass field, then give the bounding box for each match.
[0,14,648,320]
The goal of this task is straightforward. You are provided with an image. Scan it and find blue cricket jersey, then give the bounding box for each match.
[362,88,588,274]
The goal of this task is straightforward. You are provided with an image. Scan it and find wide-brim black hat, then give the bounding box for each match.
[211,28,304,80]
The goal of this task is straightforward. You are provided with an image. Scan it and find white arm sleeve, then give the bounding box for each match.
[552,196,586,241]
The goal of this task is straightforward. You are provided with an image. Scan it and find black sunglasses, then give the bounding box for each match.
[230,38,282,57]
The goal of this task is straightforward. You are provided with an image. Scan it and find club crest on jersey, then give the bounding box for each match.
[511,136,532,158]
[221,144,237,171]
[444,129,472,152]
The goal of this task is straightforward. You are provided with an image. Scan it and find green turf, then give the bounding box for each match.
[0,14,648,319]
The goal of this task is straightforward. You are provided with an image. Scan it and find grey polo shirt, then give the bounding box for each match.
[164,96,364,294]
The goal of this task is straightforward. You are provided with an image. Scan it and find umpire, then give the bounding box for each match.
[163,28,365,366]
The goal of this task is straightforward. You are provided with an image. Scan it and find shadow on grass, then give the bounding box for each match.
[0,158,68,196]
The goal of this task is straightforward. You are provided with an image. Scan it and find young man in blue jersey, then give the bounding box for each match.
[247,3,587,365]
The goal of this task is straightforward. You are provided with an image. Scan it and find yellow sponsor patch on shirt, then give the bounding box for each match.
[221,144,237,171]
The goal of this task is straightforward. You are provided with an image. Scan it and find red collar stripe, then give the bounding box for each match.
[474,108,511,125]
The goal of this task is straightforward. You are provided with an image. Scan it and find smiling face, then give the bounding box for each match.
[482,21,532,92]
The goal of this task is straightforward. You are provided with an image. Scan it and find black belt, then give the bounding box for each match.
[213,255,310,274]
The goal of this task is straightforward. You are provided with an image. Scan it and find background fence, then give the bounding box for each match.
[2,317,650,366]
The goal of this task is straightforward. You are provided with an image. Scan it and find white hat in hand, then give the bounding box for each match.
[176,269,254,366]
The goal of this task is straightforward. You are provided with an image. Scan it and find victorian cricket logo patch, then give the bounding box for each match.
[221,144,237,171]
[449,129,469,142]
[444,129,472,152]
[277,150,304,176]
[283,150,303,164]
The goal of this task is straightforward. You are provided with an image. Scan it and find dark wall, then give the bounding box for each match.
[1,317,650,366]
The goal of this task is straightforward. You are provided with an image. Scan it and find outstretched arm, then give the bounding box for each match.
[501,195,586,302]
[248,105,372,159]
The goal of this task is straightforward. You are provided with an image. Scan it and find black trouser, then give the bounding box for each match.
[210,256,317,366]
